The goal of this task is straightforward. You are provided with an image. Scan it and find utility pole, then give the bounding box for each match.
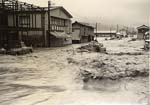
[117,24,119,32]
[2,0,4,9]
[110,26,112,37]
[15,0,19,43]
[48,0,51,46]
[48,0,51,32]
[126,26,128,36]
[96,23,98,40]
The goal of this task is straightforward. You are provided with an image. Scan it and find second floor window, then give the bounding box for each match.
[51,17,67,31]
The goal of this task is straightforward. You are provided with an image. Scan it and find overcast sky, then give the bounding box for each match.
[21,0,149,28]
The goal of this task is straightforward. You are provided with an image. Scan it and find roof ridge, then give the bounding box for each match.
[73,21,94,28]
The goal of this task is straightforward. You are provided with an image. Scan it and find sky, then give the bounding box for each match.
[20,0,149,28]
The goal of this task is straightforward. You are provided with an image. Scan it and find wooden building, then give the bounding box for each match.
[72,21,94,43]
[45,6,73,47]
[0,0,46,49]
[0,0,73,49]
[94,30,117,37]
[137,25,149,40]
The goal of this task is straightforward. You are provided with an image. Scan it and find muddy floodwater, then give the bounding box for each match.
[0,38,149,105]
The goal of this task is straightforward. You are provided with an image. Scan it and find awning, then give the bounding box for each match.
[49,31,71,38]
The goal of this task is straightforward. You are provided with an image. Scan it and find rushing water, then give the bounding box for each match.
[0,64,148,105]
[0,39,149,105]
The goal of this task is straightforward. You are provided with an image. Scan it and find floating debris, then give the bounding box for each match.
[77,41,107,53]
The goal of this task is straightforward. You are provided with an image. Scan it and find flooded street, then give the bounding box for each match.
[0,38,149,105]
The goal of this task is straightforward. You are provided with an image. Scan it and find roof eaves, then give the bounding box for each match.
[137,25,149,29]
[50,6,73,18]
[73,21,94,29]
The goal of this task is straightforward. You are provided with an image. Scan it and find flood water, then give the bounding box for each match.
[0,38,149,105]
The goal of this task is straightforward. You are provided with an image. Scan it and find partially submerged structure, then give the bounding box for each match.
[0,0,73,50]
[137,25,149,40]
[119,29,128,37]
[0,0,46,50]
[46,6,73,47]
[77,41,106,53]
[72,21,94,43]
[94,30,117,37]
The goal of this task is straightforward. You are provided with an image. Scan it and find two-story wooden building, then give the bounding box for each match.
[45,6,73,47]
[0,0,73,49]
[0,0,46,49]
[72,21,94,43]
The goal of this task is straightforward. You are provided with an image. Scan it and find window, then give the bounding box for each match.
[0,14,7,26]
[51,17,67,32]
[19,15,30,28]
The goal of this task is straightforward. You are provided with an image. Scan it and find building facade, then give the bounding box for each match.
[45,6,73,47]
[0,0,45,49]
[0,0,73,49]
[72,21,94,43]
[137,25,149,40]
